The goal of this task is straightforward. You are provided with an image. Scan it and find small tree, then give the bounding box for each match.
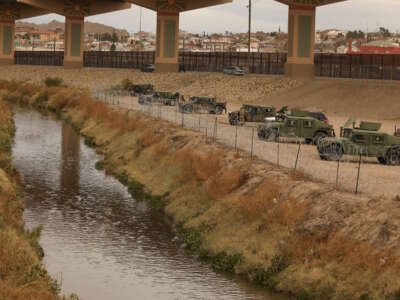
[111,30,119,43]
[379,27,391,37]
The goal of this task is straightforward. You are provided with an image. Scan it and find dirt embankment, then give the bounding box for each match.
[0,98,78,300]
[3,81,400,300]
[2,65,400,125]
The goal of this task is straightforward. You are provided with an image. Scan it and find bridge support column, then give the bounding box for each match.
[64,16,84,68]
[285,5,315,79]
[0,20,15,66]
[155,11,179,73]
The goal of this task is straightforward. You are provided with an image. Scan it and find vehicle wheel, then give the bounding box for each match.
[377,157,387,165]
[264,128,279,142]
[313,132,329,145]
[318,142,343,161]
[385,147,400,165]
[305,138,313,144]
[184,105,193,114]
[209,111,216,115]
[257,129,265,139]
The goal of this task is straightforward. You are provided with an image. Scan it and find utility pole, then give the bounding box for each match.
[247,0,251,70]
[139,7,142,50]
[139,7,142,33]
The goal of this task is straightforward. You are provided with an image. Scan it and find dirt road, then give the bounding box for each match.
[115,96,400,199]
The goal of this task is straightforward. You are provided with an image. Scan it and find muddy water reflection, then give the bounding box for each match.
[13,108,287,300]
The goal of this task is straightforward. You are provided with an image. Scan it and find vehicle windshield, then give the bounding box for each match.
[343,128,353,138]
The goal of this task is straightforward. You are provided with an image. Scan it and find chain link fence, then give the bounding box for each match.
[90,88,400,199]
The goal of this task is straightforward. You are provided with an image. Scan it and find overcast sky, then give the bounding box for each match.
[22,0,400,34]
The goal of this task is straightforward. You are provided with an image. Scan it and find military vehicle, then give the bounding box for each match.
[318,119,400,165]
[153,91,180,106]
[257,109,335,145]
[223,66,245,76]
[140,64,155,73]
[229,105,276,126]
[129,84,154,96]
[179,96,227,114]
[138,94,153,105]
[138,91,179,106]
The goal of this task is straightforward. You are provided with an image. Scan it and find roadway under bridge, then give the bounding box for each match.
[0,0,347,78]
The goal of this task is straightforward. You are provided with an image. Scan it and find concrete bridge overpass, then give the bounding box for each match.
[1,0,346,78]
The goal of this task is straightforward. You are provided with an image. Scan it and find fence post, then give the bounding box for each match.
[355,153,362,194]
[235,125,238,152]
[336,158,340,187]
[198,115,201,131]
[251,127,255,160]
[391,55,394,81]
[277,132,280,166]
[294,141,301,171]
[213,117,218,142]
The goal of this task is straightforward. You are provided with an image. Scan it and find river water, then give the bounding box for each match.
[12,107,288,300]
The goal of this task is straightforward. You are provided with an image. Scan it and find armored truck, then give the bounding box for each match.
[257,109,334,145]
[153,91,180,106]
[179,96,227,114]
[229,105,276,126]
[318,119,400,165]
[128,84,154,97]
[138,91,179,106]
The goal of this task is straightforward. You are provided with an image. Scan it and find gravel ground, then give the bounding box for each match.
[0,65,301,104]
[113,95,400,199]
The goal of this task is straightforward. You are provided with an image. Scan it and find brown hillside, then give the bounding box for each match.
[16,19,129,37]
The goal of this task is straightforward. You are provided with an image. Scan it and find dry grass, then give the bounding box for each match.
[286,231,395,273]
[237,181,309,229]
[140,127,164,147]
[176,146,224,182]
[237,180,281,221]
[206,165,250,198]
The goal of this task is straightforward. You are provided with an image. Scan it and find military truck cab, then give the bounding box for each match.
[257,112,334,145]
[229,105,276,126]
[318,120,400,165]
[129,84,154,97]
[179,96,226,114]
[154,91,180,106]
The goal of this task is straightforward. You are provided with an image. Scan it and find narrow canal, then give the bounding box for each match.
[12,107,287,300]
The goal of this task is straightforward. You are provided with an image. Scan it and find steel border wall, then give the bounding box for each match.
[14,51,400,80]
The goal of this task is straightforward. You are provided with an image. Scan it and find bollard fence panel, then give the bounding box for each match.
[13,51,400,80]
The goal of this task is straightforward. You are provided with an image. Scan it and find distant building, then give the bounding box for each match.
[15,26,35,36]
[31,30,59,42]
[360,40,400,54]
